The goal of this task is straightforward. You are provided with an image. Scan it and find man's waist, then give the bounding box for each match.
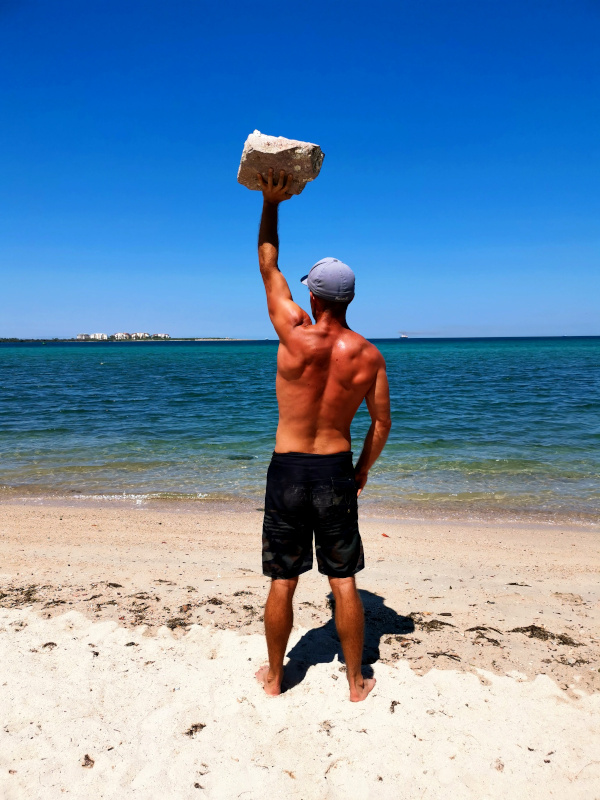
[272,450,353,459]
[270,450,354,474]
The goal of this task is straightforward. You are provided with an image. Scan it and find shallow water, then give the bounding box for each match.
[0,338,598,519]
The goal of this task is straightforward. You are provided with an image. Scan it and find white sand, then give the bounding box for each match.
[1,606,599,800]
[1,501,599,798]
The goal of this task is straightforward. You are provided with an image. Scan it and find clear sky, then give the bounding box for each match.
[1,0,598,338]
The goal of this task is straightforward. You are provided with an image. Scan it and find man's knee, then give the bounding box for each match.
[328,575,358,598]
[270,576,299,596]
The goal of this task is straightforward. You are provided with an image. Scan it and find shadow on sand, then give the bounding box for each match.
[283,590,414,691]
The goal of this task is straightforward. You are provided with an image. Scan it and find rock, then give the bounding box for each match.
[237,130,325,195]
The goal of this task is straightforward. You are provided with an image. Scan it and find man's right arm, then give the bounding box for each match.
[354,357,392,496]
[257,169,310,340]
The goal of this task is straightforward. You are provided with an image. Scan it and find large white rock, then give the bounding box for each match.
[237,130,325,195]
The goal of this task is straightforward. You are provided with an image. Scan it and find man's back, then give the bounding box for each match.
[275,322,383,454]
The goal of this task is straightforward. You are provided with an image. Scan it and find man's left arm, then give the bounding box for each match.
[354,357,392,496]
[257,169,310,340]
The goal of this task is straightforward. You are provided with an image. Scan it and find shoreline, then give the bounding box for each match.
[1,490,598,527]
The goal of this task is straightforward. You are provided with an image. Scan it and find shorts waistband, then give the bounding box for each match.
[271,450,353,467]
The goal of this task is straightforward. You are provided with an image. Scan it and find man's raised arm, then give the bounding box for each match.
[257,169,310,339]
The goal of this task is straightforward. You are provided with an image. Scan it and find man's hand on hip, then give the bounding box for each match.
[257,168,294,204]
[355,470,368,497]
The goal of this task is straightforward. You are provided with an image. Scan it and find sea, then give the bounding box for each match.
[0,338,598,522]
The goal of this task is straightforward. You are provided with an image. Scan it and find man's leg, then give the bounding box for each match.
[328,576,376,702]
[255,576,298,696]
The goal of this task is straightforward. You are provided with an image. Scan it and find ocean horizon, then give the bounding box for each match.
[1,337,598,522]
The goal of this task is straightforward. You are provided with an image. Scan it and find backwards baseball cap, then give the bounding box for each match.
[300,257,355,302]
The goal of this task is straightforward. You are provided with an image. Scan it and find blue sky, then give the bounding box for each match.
[1,0,598,338]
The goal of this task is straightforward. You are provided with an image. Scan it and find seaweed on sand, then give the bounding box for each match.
[0,585,39,606]
[427,651,461,662]
[185,723,206,737]
[419,618,456,632]
[166,617,189,630]
[510,625,582,647]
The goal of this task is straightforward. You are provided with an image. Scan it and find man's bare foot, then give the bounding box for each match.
[349,676,376,702]
[255,665,282,697]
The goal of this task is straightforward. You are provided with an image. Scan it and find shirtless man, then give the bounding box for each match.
[254,169,392,702]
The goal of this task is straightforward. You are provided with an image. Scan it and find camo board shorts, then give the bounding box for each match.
[262,451,365,579]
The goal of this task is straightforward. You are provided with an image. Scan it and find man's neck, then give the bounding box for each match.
[313,310,349,329]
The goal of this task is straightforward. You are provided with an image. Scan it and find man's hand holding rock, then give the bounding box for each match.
[257,168,294,205]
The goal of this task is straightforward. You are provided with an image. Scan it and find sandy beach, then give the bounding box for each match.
[1,500,599,799]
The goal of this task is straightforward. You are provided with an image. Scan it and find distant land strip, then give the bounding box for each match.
[0,337,253,342]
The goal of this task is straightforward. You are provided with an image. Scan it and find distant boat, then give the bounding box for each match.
[400,334,408,339]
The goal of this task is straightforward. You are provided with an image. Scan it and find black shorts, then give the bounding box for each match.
[262,451,365,580]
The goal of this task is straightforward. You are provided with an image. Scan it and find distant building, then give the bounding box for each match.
[90,333,108,340]
[113,332,131,340]
[131,332,150,340]
[77,333,90,340]
[152,333,170,339]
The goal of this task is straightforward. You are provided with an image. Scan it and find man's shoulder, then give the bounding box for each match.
[343,330,385,365]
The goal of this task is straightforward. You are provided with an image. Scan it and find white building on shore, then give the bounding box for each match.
[78,331,170,341]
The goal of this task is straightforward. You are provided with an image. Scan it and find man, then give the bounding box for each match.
[255,169,392,702]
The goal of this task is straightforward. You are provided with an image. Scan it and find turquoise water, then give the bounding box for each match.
[0,338,599,519]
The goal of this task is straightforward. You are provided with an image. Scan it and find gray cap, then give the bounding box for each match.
[300,257,355,302]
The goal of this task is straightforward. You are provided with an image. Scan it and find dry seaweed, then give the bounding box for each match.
[166,617,189,630]
[419,619,456,632]
[185,723,206,737]
[0,585,39,607]
[466,625,503,634]
[427,651,461,662]
[510,625,582,646]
